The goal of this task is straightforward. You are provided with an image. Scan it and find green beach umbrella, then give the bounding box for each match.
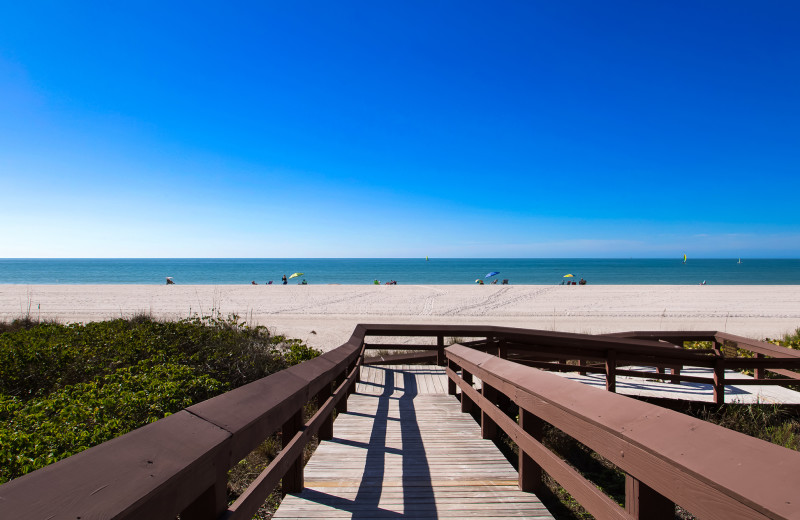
[563,274,574,278]
[289,272,304,279]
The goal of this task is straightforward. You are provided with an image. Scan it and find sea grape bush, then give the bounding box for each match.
[0,315,320,484]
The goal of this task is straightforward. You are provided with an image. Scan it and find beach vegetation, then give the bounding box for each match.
[0,315,320,485]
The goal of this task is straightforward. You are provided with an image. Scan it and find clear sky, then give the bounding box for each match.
[1,1,798,258]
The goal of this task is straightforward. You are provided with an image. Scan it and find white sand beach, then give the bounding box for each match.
[1,284,798,351]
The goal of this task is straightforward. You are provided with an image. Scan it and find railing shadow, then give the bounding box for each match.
[293,366,437,518]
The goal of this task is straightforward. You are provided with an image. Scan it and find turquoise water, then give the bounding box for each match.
[0,258,798,285]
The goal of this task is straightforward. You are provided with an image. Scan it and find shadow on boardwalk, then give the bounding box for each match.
[273,365,552,519]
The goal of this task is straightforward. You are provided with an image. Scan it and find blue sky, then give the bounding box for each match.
[1,1,798,258]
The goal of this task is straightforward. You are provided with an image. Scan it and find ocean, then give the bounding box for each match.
[0,258,798,285]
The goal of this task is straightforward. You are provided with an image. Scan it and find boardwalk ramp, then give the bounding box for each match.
[273,365,553,519]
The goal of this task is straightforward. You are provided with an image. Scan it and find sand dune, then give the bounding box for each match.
[1,284,798,350]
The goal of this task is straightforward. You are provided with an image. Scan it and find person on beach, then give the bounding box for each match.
[251,281,257,285]
[282,274,287,285]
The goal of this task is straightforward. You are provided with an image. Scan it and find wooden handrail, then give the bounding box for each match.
[0,327,367,520]
[446,344,800,520]
[358,325,800,402]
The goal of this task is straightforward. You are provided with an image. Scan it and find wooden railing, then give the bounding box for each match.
[2,324,799,520]
[446,344,800,520]
[362,325,800,404]
[0,325,367,520]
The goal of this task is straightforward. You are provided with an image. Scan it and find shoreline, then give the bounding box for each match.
[2,284,799,351]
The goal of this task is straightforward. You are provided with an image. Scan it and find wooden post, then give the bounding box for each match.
[606,350,617,393]
[578,358,587,376]
[625,474,674,520]
[448,359,457,396]
[461,369,474,413]
[347,362,357,396]
[713,357,725,405]
[481,383,499,441]
[337,371,349,414]
[437,335,445,366]
[671,365,682,385]
[519,408,544,494]
[498,338,508,359]
[755,352,765,380]
[181,473,227,520]
[355,345,363,383]
[281,409,304,495]
[316,382,333,441]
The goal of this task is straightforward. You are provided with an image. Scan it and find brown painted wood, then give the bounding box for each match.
[447,344,800,520]
[281,410,304,495]
[481,383,499,441]
[518,408,544,495]
[606,349,617,392]
[454,375,631,520]
[0,411,231,520]
[625,474,674,520]
[713,357,725,404]
[315,382,333,441]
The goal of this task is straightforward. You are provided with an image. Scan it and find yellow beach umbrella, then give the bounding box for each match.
[563,274,574,278]
[288,272,304,279]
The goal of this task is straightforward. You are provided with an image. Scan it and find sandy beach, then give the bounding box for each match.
[1,284,798,351]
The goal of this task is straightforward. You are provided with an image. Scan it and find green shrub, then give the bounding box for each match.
[0,315,320,483]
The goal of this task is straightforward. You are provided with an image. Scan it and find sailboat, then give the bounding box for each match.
[683,254,687,264]
[425,256,429,262]
[737,258,742,264]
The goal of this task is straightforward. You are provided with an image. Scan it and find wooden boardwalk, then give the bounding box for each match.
[552,365,800,404]
[273,365,554,519]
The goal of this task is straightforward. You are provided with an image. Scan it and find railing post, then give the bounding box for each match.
[578,358,587,376]
[448,358,457,396]
[356,343,363,383]
[625,474,674,519]
[316,381,333,441]
[519,408,544,494]
[337,370,349,413]
[461,369,474,413]
[481,383,499,441]
[671,365,682,384]
[755,352,765,380]
[437,335,445,366]
[347,361,357,396]
[713,357,725,405]
[180,470,228,520]
[497,337,507,359]
[606,349,616,393]
[281,409,304,495]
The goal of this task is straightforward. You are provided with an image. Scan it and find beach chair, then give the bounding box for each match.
[502,279,509,285]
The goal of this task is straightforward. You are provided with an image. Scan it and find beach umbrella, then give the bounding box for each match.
[289,272,304,279]
[485,271,500,278]
[563,274,574,278]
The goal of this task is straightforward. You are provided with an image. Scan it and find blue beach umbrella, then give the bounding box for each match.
[485,271,500,278]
